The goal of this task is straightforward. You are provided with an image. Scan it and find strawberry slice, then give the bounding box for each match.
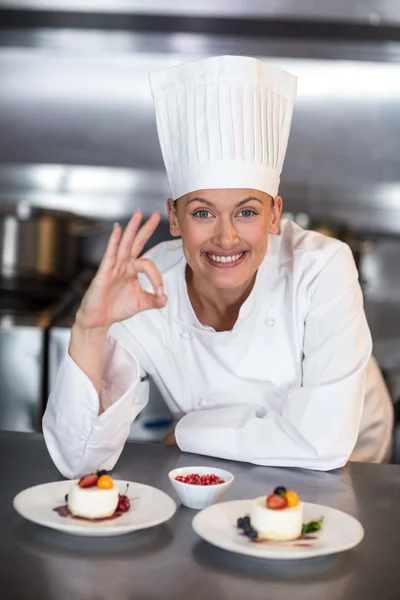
[266,493,288,509]
[78,473,98,488]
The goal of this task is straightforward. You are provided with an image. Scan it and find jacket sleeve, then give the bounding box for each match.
[42,335,149,479]
[350,355,393,463]
[175,245,372,471]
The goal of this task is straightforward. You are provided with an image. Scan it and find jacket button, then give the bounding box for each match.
[265,318,275,327]
[180,332,192,339]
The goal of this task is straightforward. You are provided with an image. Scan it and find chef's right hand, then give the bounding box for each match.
[75,210,167,332]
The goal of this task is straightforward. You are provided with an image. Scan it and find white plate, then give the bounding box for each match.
[192,500,364,560]
[13,480,177,537]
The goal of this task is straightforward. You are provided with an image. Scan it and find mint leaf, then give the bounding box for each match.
[301,516,324,535]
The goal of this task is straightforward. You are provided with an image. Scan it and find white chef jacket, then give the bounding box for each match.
[43,220,393,479]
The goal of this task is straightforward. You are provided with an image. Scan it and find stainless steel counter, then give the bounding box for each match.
[2,431,400,600]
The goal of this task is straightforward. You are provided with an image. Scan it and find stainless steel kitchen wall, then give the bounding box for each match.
[1,1,400,233]
[1,0,400,392]
[2,48,400,231]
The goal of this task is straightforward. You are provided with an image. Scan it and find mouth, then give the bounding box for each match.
[202,251,247,268]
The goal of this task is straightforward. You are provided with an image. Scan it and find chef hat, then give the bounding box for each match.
[149,55,297,200]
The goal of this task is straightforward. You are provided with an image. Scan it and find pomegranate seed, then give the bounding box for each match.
[175,473,225,485]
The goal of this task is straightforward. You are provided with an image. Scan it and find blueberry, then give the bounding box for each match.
[237,518,245,529]
[243,516,251,526]
[97,469,108,478]
[243,526,256,538]
[243,523,253,534]
[248,529,258,540]
[274,486,287,497]
[64,494,68,502]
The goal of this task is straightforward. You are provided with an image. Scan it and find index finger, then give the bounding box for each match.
[116,209,143,264]
[131,211,161,258]
[97,222,122,274]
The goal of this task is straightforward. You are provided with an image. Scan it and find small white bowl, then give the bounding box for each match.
[168,466,234,510]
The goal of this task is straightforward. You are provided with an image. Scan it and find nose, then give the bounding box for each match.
[212,217,240,248]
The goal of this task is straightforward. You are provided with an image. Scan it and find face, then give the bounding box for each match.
[167,188,282,290]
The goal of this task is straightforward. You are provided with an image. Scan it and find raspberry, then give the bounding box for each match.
[266,493,288,510]
[78,473,98,488]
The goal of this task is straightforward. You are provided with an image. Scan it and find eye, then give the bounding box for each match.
[237,208,258,218]
[192,209,213,219]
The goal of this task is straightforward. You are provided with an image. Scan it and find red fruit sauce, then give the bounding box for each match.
[239,530,318,545]
[53,505,123,522]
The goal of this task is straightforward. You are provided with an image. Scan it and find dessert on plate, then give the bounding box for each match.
[237,486,322,542]
[249,486,303,541]
[66,470,130,520]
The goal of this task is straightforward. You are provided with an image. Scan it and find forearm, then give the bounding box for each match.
[69,321,108,403]
[175,368,367,470]
[43,339,148,478]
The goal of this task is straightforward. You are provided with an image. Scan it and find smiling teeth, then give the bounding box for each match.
[207,252,244,263]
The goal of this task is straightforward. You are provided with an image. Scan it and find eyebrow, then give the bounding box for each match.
[185,196,264,208]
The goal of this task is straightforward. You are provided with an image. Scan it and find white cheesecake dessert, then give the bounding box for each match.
[250,495,304,541]
[68,482,119,519]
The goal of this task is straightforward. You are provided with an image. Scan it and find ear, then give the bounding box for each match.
[166,198,182,237]
[269,195,283,234]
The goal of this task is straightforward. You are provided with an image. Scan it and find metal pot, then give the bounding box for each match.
[0,204,103,282]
